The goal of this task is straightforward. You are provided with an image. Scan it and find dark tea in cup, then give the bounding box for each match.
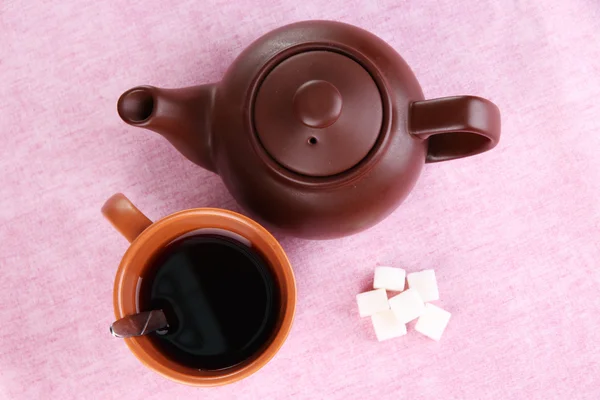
[140,233,280,370]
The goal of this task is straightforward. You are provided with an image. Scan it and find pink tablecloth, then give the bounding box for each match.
[1,1,600,399]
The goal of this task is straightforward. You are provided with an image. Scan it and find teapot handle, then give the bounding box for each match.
[409,96,501,163]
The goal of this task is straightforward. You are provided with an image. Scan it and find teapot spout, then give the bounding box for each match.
[117,84,217,173]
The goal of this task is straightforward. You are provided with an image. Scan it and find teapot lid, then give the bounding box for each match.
[254,51,383,177]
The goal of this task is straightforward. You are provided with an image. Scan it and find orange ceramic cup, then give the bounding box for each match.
[102,193,296,386]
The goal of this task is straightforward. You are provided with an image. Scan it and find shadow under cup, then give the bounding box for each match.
[108,199,296,386]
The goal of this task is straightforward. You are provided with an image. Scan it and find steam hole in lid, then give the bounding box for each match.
[308,137,318,145]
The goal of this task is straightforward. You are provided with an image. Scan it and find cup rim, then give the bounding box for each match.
[113,208,296,386]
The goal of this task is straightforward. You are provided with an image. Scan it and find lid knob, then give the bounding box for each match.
[293,80,342,128]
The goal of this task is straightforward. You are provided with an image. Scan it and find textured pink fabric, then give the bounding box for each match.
[1,1,600,399]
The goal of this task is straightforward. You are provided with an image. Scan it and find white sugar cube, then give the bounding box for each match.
[371,310,407,341]
[356,288,389,317]
[407,269,439,302]
[388,288,425,324]
[415,303,451,341]
[373,266,406,291]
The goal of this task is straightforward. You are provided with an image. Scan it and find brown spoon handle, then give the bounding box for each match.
[110,310,168,338]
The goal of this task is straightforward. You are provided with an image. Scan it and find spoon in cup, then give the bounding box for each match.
[110,310,168,338]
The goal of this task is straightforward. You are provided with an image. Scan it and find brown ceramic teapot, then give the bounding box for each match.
[117,20,501,239]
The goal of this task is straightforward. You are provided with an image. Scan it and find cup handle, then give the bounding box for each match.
[409,96,501,163]
[101,193,153,243]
